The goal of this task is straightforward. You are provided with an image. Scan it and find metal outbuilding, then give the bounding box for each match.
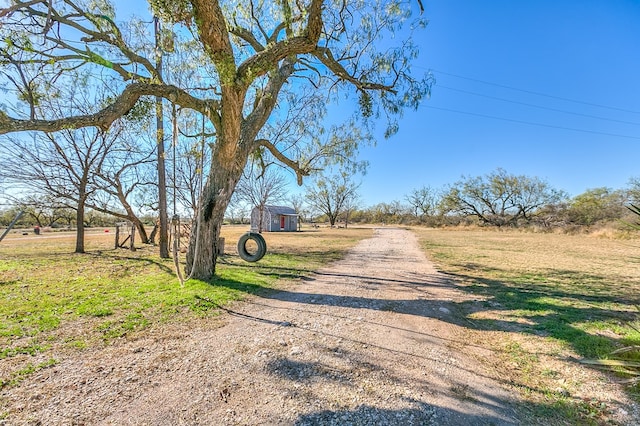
[250,205,299,232]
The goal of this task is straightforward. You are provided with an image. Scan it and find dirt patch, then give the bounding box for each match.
[1,228,636,425]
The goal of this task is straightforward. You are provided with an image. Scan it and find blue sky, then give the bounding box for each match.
[66,1,640,208]
[349,0,640,205]
[101,1,640,206]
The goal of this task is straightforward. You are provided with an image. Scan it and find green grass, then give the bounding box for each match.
[0,358,58,389]
[0,227,372,388]
[0,250,338,344]
[0,342,46,359]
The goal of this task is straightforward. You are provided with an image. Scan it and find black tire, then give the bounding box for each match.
[237,232,267,262]
[252,232,266,252]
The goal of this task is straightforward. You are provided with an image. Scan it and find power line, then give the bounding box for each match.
[426,68,640,115]
[415,67,640,139]
[423,105,640,140]
[436,84,640,127]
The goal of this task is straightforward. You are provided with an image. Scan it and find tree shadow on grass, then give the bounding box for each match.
[206,266,639,423]
[207,290,598,425]
[442,268,640,356]
[217,252,338,282]
[90,251,175,274]
[211,263,639,360]
[452,261,640,306]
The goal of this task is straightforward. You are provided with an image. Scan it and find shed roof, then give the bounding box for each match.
[255,205,297,215]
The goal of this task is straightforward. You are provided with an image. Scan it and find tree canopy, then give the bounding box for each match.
[305,170,360,227]
[442,168,566,227]
[0,0,432,278]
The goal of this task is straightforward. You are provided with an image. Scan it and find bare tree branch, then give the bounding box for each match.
[256,138,312,185]
[0,0,43,19]
[0,83,221,134]
[312,47,397,93]
[229,24,265,53]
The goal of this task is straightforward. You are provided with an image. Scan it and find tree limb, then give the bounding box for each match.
[229,24,265,53]
[190,0,236,86]
[0,0,43,19]
[312,47,397,93]
[256,138,311,185]
[7,1,159,81]
[0,83,221,134]
[235,0,324,86]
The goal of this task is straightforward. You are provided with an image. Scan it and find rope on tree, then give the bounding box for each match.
[169,103,206,286]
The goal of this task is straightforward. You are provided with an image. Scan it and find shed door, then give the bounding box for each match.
[280,216,285,230]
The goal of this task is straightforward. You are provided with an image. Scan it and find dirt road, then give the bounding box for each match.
[3,228,633,424]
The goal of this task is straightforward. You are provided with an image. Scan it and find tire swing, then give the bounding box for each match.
[237,232,267,262]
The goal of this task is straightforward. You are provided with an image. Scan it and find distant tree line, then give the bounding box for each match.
[0,199,157,230]
[339,169,639,231]
[224,167,640,233]
[2,167,639,237]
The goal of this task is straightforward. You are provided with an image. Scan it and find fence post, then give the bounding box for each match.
[114,225,120,249]
[130,224,136,251]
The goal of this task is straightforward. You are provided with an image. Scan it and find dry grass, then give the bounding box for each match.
[0,227,116,254]
[413,227,640,419]
[220,224,373,259]
[413,227,640,306]
[416,226,638,271]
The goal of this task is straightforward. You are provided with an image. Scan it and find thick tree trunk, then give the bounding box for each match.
[183,63,254,279]
[186,146,247,280]
[185,180,236,279]
[186,201,220,279]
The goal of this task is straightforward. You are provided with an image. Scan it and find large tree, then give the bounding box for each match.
[567,187,627,226]
[0,0,431,279]
[442,168,566,227]
[0,126,117,252]
[406,185,438,219]
[0,80,157,249]
[305,171,360,227]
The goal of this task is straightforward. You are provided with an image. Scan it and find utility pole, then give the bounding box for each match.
[155,16,169,258]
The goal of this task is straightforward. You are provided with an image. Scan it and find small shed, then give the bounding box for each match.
[251,205,298,232]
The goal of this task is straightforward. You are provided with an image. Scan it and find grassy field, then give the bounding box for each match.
[413,227,640,419]
[0,225,372,388]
